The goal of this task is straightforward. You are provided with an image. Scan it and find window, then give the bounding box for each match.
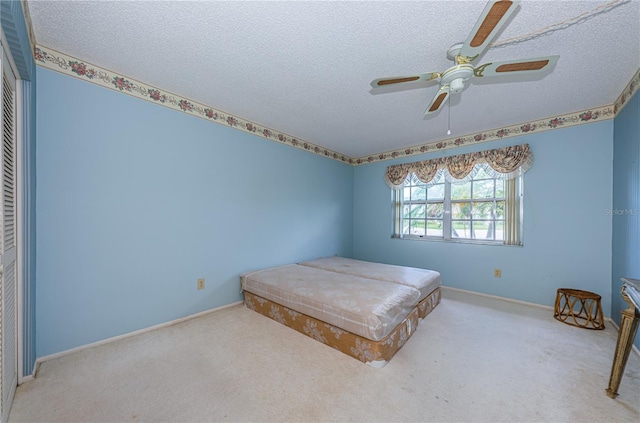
[387,144,532,246]
[396,164,521,244]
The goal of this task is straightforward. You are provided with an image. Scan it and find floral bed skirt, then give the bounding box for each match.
[243,287,441,367]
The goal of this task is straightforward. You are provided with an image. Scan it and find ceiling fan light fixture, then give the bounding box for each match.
[440,64,474,94]
[449,78,466,93]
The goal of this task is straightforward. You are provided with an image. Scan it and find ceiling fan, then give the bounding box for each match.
[370,0,559,116]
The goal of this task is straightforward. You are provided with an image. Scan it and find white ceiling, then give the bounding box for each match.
[27,0,640,159]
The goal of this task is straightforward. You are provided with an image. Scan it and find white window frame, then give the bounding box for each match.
[393,164,523,246]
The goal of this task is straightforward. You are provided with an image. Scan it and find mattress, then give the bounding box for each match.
[299,256,441,302]
[241,264,421,341]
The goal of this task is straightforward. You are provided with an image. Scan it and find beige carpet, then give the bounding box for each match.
[9,288,640,422]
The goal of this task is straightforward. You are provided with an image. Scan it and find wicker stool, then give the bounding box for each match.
[554,288,605,330]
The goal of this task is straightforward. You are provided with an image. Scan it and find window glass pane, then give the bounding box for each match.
[411,186,426,201]
[495,180,504,198]
[451,182,471,200]
[495,221,505,241]
[426,220,443,237]
[402,205,411,219]
[403,187,411,201]
[409,220,425,236]
[496,201,505,219]
[452,221,471,239]
[427,203,444,219]
[410,204,425,218]
[427,184,444,200]
[472,180,494,199]
[397,168,520,244]
[472,201,493,219]
[474,167,491,180]
[473,221,491,239]
[452,202,471,219]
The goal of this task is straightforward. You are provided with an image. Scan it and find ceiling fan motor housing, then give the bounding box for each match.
[441,64,474,93]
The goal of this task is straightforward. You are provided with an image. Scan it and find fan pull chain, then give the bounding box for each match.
[446,98,451,135]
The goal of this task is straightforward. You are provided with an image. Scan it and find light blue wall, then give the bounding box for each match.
[1,0,37,377]
[353,122,614,312]
[33,54,633,358]
[36,67,353,357]
[612,89,639,348]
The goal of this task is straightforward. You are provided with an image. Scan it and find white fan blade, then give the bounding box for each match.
[371,72,440,88]
[424,86,450,116]
[474,55,559,77]
[458,1,521,63]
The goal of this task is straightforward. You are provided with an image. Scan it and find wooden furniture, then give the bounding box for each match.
[606,278,640,398]
[554,288,605,330]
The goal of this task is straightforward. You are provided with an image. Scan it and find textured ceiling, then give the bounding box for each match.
[27,0,640,159]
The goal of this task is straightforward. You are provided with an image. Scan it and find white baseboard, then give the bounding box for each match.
[33,301,243,375]
[19,360,38,385]
[441,285,556,311]
[28,288,640,377]
[19,374,34,384]
[441,285,639,357]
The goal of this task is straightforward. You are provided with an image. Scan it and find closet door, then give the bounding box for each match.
[0,45,17,423]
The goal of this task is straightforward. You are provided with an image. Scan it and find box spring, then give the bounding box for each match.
[243,287,441,367]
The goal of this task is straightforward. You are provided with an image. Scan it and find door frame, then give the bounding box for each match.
[15,65,25,387]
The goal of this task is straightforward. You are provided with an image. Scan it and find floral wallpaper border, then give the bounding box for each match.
[34,45,352,164]
[34,44,638,167]
[357,104,615,165]
[614,67,640,116]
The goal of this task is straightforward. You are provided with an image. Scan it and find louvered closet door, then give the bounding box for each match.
[0,46,17,423]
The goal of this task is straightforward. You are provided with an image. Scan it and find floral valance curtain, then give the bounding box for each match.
[384,144,533,189]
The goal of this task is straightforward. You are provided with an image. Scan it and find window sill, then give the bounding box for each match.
[391,235,522,247]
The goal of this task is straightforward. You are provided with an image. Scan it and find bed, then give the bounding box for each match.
[298,256,441,319]
[241,259,441,367]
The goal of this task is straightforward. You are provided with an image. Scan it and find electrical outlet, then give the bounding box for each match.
[197,278,205,290]
[494,268,502,278]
